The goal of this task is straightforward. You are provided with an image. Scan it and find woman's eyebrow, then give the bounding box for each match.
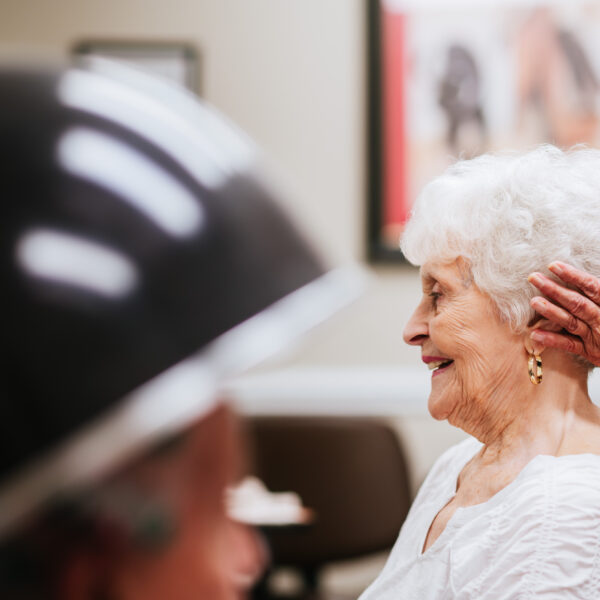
[422,270,446,287]
[421,273,436,289]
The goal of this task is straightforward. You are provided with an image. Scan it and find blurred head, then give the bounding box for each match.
[0,59,360,598]
[401,146,599,424]
[2,404,266,600]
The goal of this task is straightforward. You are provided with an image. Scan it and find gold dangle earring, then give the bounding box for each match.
[528,352,542,385]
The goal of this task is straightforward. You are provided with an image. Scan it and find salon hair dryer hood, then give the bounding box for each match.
[0,60,362,536]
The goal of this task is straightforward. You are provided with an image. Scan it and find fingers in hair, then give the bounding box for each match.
[548,262,600,304]
[530,329,585,355]
[530,296,589,338]
[528,272,600,330]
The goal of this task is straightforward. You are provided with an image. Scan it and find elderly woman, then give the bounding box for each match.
[361,145,600,599]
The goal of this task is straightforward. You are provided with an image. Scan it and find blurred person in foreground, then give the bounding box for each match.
[0,60,360,599]
[361,145,600,599]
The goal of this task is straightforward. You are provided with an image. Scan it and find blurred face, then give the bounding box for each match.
[61,405,266,600]
[402,259,524,428]
[124,407,265,600]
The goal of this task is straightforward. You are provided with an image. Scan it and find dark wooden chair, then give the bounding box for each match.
[245,417,412,600]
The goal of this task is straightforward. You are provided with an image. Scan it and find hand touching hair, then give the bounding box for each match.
[529,262,600,367]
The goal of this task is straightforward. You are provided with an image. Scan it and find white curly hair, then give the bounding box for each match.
[401,145,600,332]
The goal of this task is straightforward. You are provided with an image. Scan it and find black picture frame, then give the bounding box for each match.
[73,40,200,94]
[367,0,406,263]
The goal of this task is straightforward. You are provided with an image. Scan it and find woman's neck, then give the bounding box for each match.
[456,352,597,466]
[449,355,600,504]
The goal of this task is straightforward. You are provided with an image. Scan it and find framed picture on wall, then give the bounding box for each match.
[368,0,600,262]
[73,41,200,93]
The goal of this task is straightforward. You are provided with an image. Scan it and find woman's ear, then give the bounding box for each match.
[524,318,563,355]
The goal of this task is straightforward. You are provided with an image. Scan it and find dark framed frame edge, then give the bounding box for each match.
[72,39,202,95]
[366,0,407,264]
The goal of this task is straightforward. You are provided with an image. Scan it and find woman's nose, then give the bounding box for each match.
[402,306,428,346]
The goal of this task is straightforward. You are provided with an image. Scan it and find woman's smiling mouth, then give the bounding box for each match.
[423,356,455,376]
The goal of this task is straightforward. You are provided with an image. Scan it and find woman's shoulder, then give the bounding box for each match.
[538,452,600,486]
[542,452,600,505]
[502,452,600,511]
[493,453,600,547]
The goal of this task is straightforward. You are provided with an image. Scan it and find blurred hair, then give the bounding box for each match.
[401,145,600,336]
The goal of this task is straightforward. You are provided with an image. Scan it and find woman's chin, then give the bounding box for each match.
[427,390,456,421]
[427,363,458,420]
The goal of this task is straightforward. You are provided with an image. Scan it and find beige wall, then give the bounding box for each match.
[1,0,466,505]
[0,0,423,370]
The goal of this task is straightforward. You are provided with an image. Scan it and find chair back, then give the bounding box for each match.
[246,416,411,568]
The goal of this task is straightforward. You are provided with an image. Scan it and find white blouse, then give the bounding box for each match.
[359,437,600,600]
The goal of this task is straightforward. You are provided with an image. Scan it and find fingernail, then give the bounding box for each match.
[531,297,544,308]
[531,331,545,342]
[548,262,563,275]
[528,273,542,285]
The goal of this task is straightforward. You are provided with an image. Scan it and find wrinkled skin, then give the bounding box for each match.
[403,258,529,442]
[529,261,600,367]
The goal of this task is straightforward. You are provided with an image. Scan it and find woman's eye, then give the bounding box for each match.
[429,291,441,307]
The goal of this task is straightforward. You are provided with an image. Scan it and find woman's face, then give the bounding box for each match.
[403,259,525,427]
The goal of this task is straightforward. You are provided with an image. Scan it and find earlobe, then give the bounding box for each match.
[524,318,562,356]
[524,334,545,357]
